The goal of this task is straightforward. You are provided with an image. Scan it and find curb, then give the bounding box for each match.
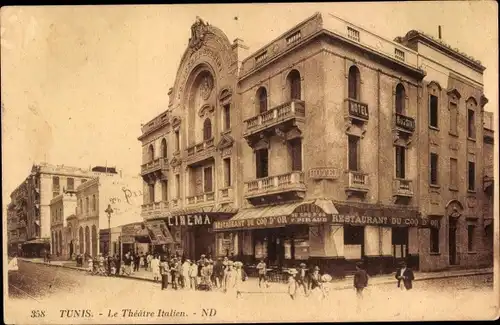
[20,259,492,290]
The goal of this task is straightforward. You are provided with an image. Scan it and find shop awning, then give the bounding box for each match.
[213,200,335,231]
[22,238,50,245]
[145,219,174,245]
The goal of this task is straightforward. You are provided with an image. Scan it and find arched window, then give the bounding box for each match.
[288,70,302,100]
[348,66,360,100]
[395,83,405,114]
[91,225,97,257]
[161,138,168,158]
[85,226,90,256]
[257,87,268,113]
[148,144,154,162]
[203,118,212,141]
[58,230,62,255]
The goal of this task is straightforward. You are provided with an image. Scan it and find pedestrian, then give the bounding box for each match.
[256,259,268,288]
[134,253,140,272]
[309,266,326,299]
[147,252,153,272]
[213,258,224,289]
[222,256,229,271]
[176,257,184,288]
[170,258,179,290]
[115,255,121,276]
[287,268,298,300]
[189,260,198,290]
[395,261,414,291]
[223,261,234,293]
[182,259,191,289]
[296,263,309,296]
[151,255,160,282]
[87,256,94,274]
[161,257,170,290]
[353,262,369,310]
[140,253,145,270]
[233,261,247,298]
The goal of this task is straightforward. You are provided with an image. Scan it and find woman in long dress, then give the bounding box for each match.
[233,261,247,298]
[223,261,235,294]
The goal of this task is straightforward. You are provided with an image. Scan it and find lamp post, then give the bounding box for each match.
[105,204,113,256]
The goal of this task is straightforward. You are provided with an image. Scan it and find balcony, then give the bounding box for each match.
[345,171,369,196]
[141,158,169,180]
[394,113,415,134]
[345,98,369,122]
[219,187,234,202]
[244,171,306,204]
[186,138,216,165]
[186,192,215,206]
[141,200,169,218]
[393,178,414,198]
[243,100,305,144]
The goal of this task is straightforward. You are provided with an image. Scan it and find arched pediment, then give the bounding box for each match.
[446,88,461,100]
[219,87,233,105]
[198,104,215,118]
[171,116,181,128]
[466,96,478,106]
[427,80,442,91]
[446,200,463,218]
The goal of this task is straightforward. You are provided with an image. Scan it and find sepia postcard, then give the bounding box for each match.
[2,2,499,323]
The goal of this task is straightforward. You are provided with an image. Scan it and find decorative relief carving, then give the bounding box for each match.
[446,200,463,218]
[189,16,210,51]
[466,196,477,208]
[198,104,215,118]
[170,157,182,168]
[345,121,366,138]
[171,116,181,129]
[199,75,214,100]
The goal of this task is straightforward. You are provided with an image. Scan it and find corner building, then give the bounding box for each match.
[141,13,494,275]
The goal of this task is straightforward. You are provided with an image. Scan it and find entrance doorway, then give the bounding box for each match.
[193,226,214,259]
[449,218,458,265]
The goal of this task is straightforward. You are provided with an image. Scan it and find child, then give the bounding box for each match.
[287,268,298,300]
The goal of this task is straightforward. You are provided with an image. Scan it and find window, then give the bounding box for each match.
[450,158,458,189]
[223,104,231,130]
[223,158,231,187]
[347,27,360,41]
[289,138,302,171]
[92,194,96,211]
[148,183,155,203]
[288,70,301,101]
[467,225,475,251]
[344,225,364,245]
[395,83,405,114]
[255,149,269,179]
[203,118,212,141]
[430,153,439,185]
[161,138,168,158]
[85,197,89,213]
[348,66,360,100]
[449,102,458,135]
[67,178,74,191]
[148,144,154,162]
[395,146,406,179]
[468,161,475,191]
[392,227,408,258]
[175,130,180,152]
[203,167,213,193]
[53,177,60,192]
[161,180,168,201]
[257,87,268,113]
[79,199,83,213]
[395,48,405,61]
[467,109,475,139]
[430,226,440,253]
[429,95,439,128]
[175,174,180,198]
[348,135,359,171]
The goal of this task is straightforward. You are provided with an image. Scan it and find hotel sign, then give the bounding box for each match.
[395,113,415,132]
[309,168,339,180]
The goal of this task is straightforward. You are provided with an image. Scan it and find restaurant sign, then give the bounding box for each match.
[213,203,439,231]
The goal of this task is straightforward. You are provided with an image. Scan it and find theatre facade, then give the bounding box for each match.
[139,13,493,275]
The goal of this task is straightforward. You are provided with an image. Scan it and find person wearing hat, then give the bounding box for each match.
[395,261,414,290]
[170,257,179,290]
[256,259,269,289]
[287,269,298,300]
[296,263,309,296]
[309,266,326,299]
[188,260,198,290]
[182,258,191,289]
[233,261,247,298]
[213,257,225,289]
[223,260,235,293]
[353,262,369,301]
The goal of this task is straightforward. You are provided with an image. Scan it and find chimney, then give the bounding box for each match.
[438,25,442,39]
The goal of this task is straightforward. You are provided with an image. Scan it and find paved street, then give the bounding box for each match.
[6,260,497,323]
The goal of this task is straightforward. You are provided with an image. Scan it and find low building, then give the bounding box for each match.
[73,171,143,257]
[49,191,77,258]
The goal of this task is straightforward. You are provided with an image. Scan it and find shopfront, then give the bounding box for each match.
[214,200,438,277]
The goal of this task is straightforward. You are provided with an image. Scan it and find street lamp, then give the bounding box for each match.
[105,204,114,256]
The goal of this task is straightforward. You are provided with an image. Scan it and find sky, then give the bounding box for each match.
[1,2,498,202]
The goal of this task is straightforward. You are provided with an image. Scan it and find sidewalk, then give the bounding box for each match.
[19,258,492,292]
